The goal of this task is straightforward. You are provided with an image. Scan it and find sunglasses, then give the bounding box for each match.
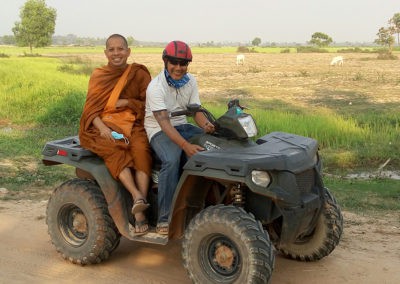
[168,59,189,66]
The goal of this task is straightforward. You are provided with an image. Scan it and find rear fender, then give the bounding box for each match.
[43,155,134,240]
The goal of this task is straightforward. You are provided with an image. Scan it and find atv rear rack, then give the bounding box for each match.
[42,136,94,162]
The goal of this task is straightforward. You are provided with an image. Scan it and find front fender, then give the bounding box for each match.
[169,169,251,239]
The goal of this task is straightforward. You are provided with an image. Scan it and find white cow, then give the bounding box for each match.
[330,56,344,66]
[236,54,245,65]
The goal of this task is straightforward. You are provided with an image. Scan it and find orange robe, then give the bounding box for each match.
[79,63,152,179]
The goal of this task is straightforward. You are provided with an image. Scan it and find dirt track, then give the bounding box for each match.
[0,199,399,284]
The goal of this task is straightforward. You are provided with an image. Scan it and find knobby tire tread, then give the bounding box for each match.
[46,178,120,265]
[182,205,274,284]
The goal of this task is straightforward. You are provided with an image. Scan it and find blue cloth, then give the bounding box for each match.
[150,124,204,223]
[164,69,190,89]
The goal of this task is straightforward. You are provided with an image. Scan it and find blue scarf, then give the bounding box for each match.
[164,69,190,89]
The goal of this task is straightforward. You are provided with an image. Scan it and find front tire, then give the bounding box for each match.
[182,205,275,284]
[46,178,121,265]
[274,187,343,261]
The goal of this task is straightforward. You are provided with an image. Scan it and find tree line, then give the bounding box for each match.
[4,0,400,53]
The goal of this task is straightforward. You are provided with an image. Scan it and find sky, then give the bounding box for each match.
[1,0,399,44]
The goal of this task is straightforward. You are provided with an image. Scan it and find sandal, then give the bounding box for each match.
[134,218,149,236]
[156,222,169,235]
[131,198,150,215]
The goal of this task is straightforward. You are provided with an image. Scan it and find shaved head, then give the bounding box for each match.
[106,34,128,48]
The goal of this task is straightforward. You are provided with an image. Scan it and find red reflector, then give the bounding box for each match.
[57,149,68,156]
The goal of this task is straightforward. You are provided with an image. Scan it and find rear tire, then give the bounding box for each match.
[182,205,275,283]
[274,188,343,261]
[46,178,121,265]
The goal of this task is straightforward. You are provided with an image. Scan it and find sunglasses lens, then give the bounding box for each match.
[169,59,189,66]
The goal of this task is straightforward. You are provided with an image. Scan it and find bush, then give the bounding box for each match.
[237,46,250,53]
[236,46,258,53]
[296,46,328,53]
[336,47,373,53]
[21,52,42,57]
[57,64,75,73]
[57,58,97,76]
[377,52,398,60]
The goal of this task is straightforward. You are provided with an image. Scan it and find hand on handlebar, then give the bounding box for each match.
[203,121,215,133]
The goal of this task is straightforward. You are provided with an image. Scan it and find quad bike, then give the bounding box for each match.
[42,99,343,283]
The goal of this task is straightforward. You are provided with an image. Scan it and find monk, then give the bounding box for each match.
[79,34,152,236]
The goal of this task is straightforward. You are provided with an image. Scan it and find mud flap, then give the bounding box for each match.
[279,193,321,245]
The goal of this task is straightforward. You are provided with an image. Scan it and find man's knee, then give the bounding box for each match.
[163,157,180,170]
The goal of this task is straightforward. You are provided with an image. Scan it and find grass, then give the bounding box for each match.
[0,57,88,125]
[326,178,400,213]
[0,47,399,213]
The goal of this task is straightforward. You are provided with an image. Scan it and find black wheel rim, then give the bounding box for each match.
[58,203,88,247]
[200,234,241,280]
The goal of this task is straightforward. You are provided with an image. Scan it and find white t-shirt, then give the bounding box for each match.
[144,71,201,141]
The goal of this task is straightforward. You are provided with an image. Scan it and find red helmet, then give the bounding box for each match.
[162,41,192,62]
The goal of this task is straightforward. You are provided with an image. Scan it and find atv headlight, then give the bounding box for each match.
[238,115,257,137]
[251,170,271,187]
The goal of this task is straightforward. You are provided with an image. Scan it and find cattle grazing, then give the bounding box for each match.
[236,54,245,65]
[330,56,344,66]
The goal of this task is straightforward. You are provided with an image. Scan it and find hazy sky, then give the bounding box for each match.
[1,0,398,44]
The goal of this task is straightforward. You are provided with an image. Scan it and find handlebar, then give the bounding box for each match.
[170,104,216,125]
[170,103,203,118]
[170,110,189,117]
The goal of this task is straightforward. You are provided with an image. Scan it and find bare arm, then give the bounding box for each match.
[115,99,128,108]
[153,110,204,157]
[92,116,114,141]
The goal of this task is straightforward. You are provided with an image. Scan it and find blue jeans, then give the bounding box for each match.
[150,124,203,224]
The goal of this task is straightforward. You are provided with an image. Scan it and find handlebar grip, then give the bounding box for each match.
[170,110,188,117]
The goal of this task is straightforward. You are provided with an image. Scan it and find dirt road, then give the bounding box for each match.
[0,199,399,284]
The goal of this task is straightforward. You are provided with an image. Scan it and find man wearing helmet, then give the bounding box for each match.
[145,40,215,235]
